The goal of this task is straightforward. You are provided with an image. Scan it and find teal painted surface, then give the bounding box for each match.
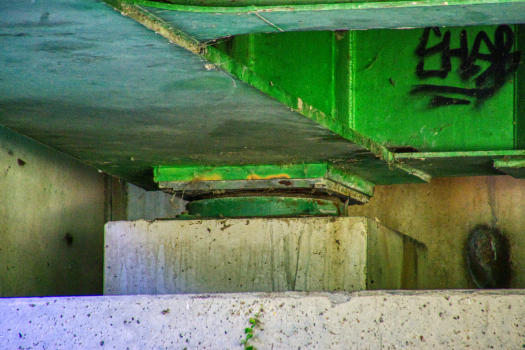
[139,0,525,41]
[185,196,344,217]
[0,0,367,189]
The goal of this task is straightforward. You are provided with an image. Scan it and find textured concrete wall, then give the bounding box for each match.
[0,125,105,297]
[347,176,525,289]
[104,217,426,295]
[126,183,186,221]
[1,290,524,349]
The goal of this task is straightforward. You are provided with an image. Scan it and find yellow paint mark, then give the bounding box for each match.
[192,175,222,181]
[247,174,291,180]
[297,98,304,111]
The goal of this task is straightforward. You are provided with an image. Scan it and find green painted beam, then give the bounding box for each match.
[213,25,523,154]
[99,3,525,186]
[4,0,523,192]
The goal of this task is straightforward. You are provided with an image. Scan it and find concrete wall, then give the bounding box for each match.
[3,118,523,296]
[347,176,525,289]
[118,175,525,291]
[0,125,105,297]
[2,290,524,349]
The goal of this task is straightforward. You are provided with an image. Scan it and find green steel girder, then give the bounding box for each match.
[4,0,524,194]
[132,4,524,197]
[212,26,524,153]
[104,0,525,195]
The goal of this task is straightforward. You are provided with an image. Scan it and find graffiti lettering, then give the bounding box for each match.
[411,25,521,107]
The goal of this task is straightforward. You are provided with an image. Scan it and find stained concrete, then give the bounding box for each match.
[1,290,524,349]
[0,125,105,297]
[104,217,426,295]
[347,176,525,289]
[126,183,186,221]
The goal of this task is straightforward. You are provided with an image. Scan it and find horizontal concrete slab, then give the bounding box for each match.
[1,290,524,349]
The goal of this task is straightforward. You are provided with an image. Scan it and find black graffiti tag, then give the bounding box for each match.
[411,25,521,107]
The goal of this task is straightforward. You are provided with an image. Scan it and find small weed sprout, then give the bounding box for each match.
[240,309,262,350]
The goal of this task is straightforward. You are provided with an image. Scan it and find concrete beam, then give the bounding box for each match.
[1,290,524,349]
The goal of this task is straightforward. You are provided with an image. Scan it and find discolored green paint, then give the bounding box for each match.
[185,196,344,218]
[154,164,328,182]
[493,159,525,168]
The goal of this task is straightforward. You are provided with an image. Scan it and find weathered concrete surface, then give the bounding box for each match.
[0,125,105,297]
[1,290,524,349]
[347,176,525,289]
[105,217,426,295]
[126,183,186,221]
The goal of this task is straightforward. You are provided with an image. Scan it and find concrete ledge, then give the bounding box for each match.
[1,290,524,349]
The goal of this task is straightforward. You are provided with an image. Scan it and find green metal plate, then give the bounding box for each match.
[354,25,520,152]
[185,196,344,217]
[154,164,327,182]
[393,150,525,178]
[154,163,377,198]
[494,158,525,178]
